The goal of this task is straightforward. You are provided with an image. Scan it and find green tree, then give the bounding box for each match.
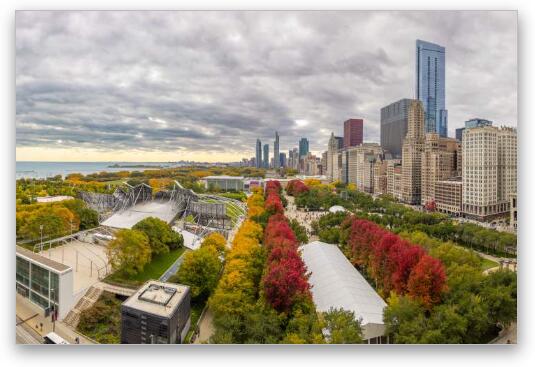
[321,308,364,344]
[289,218,309,244]
[133,217,183,254]
[107,229,151,276]
[174,245,221,301]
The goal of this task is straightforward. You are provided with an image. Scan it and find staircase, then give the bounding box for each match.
[63,286,103,328]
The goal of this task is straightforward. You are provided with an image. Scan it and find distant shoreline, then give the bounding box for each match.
[107,164,163,168]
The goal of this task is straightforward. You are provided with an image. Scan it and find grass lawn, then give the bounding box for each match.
[481,258,500,271]
[104,247,186,288]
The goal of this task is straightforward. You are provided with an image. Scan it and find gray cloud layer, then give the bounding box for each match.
[16,11,517,159]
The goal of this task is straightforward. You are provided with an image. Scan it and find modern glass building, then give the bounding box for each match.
[416,40,448,137]
[263,144,269,168]
[380,98,412,157]
[16,246,74,320]
[273,131,280,169]
[255,139,262,168]
[299,138,309,158]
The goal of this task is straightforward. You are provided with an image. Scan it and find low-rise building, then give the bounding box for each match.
[121,281,191,344]
[434,177,462,216]
[202,175,244,191]
[16,246,75,320]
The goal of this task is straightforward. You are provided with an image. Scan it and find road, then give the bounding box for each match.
[16,317,42,344]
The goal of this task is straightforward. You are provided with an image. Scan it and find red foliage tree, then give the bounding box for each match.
[286,180,309,196]
[264,180,282,197]
[407,254,447,308]
[388,242,425,295]
[263,254,311,313]
[265,192,284,214]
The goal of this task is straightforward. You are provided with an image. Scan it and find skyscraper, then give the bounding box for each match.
[263,144,269,168]
[343,119,364,148]
[273,131,280,169]
[380,99,411,157]
[327,132,344,181]
[416,40,448,137]
[279,152,287,168]
[299,138,309,158]
[401,100,425,204]
[255,139,262,168]
[274,131,280,169]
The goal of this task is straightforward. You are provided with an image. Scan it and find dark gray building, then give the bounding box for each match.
[380,98,412,157]
[121,281,191,344]
[263,144,269,168]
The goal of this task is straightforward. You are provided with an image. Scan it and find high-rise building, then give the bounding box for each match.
[274,132,280,169]
[420,133,459,206]
[327,132,344,181]
[455,118,493,141]
[416,40,448,137]
[380,99,411,157]
[387,159,403,201]
[299,138,309,158]
[255,139,262,168]
[401,100,426,204]
[462,126,517,221]
[263,144,269,168]
[345,144,384,191]
[279,152,287,168]
[343,119,364,148]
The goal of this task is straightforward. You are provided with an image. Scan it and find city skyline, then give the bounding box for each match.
[16,11,517,162]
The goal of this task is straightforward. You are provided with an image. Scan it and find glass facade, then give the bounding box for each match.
[416,40,448,137]
[16,254,60,311]
[299,138,309,158]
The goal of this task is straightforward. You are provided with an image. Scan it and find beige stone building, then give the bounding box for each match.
[327,133,343,181]
[401,100,425,204]
[462,126,517,221]
[386,159,403,200]
[435,177,462,216]
[420,133,459,206]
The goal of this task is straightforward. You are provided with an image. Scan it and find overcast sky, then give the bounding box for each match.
[16,10,517,162]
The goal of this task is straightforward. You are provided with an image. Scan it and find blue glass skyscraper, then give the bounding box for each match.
[416,40,448,137]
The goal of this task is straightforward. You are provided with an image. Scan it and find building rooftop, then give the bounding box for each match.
[299,241,387,339]
[203,175,244,180]
[16,245,71,274]
[122,280,189,318]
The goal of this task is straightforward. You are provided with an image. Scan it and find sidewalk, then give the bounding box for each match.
[16,293,96,344]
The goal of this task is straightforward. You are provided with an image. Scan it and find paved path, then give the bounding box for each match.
[194,309,214,344]
[284,194,327,239]
[160,249,189,281]
[16,294,95,344]
[491,322,517,344]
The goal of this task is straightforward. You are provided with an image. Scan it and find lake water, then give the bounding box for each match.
[16,161,179,179]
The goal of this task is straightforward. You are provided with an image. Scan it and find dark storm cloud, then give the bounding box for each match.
[16,10,517,158]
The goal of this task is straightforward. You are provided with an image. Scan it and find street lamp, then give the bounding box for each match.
[39,224,44,252]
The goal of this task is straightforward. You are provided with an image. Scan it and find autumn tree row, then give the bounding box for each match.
[285,180,309,196]
[343,217,447,308]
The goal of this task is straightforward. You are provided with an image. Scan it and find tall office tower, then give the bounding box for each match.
[343,119,364,148]
[380,99,411,157]
[387,159,403,201]
[416,40,448,137]
[401,100,426,204]
[345,143,384,190]
[299,138,310,158]
[327,132,344,181]
[320,151,328,175]
[279,152,287,168]
[462,126,517,221]
[455,118,493,142]
[274,131,280,169]
[255,139,262,168]
[420,133,458,206]
[292,148,299,170]
[263,144,269,168]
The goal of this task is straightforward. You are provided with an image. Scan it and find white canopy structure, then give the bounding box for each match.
[172,227,202,250]
[328,205,346,213]
[299,241,387,342]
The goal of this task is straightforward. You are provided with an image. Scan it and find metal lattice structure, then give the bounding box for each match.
[80,180,246,236]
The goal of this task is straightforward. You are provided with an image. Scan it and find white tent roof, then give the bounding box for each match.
[300,241,387,338]
[328,205,346,213]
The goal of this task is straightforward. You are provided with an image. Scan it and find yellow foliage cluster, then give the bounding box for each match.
[201,232,227,256]
[209,219,264,316]
[303,178,321,187]
[246,187,265,219]
[148,178,173,193]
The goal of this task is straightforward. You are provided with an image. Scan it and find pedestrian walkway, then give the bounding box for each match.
[16,293,95,344]
[160,249,189,281]
[194,309,214,344]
